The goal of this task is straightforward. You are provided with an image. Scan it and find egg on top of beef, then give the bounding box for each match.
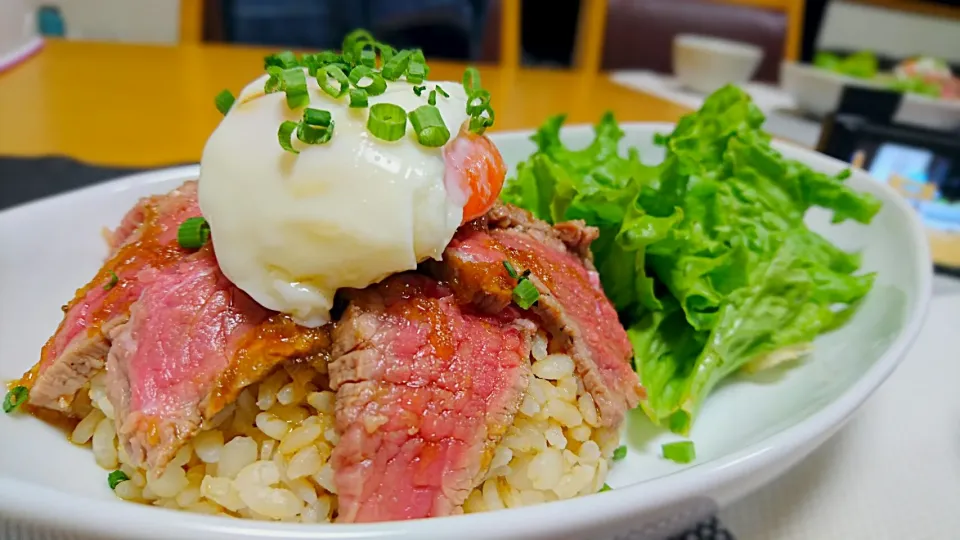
[198,42,505,327]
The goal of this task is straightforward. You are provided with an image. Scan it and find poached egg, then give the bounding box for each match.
[199,70,486,327]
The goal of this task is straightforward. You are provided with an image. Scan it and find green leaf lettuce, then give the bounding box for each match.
[502,85,881,434]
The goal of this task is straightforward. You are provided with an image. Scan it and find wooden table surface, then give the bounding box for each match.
[0,40,691,168]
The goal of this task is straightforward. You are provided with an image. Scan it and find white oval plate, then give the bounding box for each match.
[0,124,932,540]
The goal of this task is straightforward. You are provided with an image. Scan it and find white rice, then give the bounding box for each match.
[76,330,619,521]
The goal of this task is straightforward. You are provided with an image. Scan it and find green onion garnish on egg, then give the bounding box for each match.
[469,108,495,135]
[359,47,376,68]
[406,49,430,84]
[435,85,449,98]
[367,103,407,141]
[303,51,342,76]
[280,67,309,109]
[349,88,369,108]
[107,470,130,490]
[3,386,28,413]
[413,85,426,97]
[264,50,299,69]
[264,65,282,94]
[375,43,396,66]
[103,270,119,291]
[381,49,411,81]
[406,63,426,84]
[512,277,539,309]
[661,441,696,464]
[613,445,627,461]
[341,28,375,63]
[466,90,491,116]
[409,105,450,148]
[278,120,299,154]
[177,217,211,249]
[428,89,437,106]
[600,483,612,492]
[298,108,334,144]
[462,66,481,93]
[348,66,387,96]
[214,89,235,115]
[318,65,350,99]
[406,49,429,83]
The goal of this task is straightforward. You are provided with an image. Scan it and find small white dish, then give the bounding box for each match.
[0,124,931,540]
[672,34,763,95]
[780,61,960,130]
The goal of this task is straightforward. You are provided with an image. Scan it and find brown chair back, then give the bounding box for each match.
[601,0,788,82]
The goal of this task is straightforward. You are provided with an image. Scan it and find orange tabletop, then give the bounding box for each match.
[0,40,691,168]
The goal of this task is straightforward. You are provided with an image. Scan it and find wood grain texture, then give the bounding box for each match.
[0,40,690,167]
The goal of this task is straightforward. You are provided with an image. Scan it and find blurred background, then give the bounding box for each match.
[12,0,960,74]
[13,0,960,74]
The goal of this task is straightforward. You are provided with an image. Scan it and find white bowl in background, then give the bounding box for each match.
[780,61,960,130]
[0,124,931,540]
[672,34,763,94]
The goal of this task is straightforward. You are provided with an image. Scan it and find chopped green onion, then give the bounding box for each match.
[264,65,283,94]
[375,43,396,66]
[342,29,375,63]
[302,51,342,76]
[503,260,519,279]
[348,66,387,96]
[465,88,494,134]
[264,50,298,69]
[413,85,426,97]
[359,47,376,68]
[367,103,407,141]
[382,49,411,80]
[317,65,350,99]
[435,85,449,98]
[466,90,491,116]
[408,105,450,147]
[599,483,612,492]
[177,217,211,249]
[406,49,427,83]
[613,445,627,461]
[107,470,129,490]
[297,108,334,144]
[280,67,309,109]
[407,64,426,84]
[214,89,235,115]
[278,120,299,154]
[662,441,696,464]
[3,386,28,413]
[349,88,369,108]
[103,270,119,291]
[469,108,495,135]
[428,89,437,106]
[512,278,539,309]
[462,66,481,92]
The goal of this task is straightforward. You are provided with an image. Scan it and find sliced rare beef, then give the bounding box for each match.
[19,181,201,415]
[434,202,643,427]
[328,274,535,523]
[106,246,330,472]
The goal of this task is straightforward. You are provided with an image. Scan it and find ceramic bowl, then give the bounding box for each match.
[672,34,763,95]
[0,124,931,540]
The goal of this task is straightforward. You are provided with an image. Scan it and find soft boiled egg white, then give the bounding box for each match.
[198,69,473,327]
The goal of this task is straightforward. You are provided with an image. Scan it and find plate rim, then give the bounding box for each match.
[0,122,933,539]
